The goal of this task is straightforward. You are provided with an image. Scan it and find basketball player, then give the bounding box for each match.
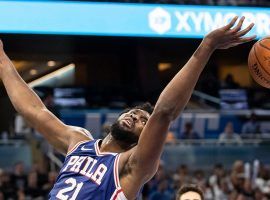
[0,16,255,199]
[176,184,204,200]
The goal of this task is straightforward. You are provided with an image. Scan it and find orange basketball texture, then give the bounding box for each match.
[248,37,270,88]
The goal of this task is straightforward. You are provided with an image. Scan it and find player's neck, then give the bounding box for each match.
[100,134,134,153]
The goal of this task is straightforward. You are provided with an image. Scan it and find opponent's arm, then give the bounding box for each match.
[127,16,255,183]
[0,42,91,154]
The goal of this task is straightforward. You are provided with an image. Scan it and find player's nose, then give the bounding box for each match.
[130,113,138,121]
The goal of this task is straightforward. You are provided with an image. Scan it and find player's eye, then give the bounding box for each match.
[141,120,147,125]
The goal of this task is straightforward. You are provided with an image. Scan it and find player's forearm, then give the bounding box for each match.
[134,40,215,174]
[154,39,215,120]
[0,53,46,125]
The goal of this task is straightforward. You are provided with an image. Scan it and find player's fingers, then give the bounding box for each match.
[223,35,256,48]
[230,16,245,33]
[223,16,238,30]
[228,43,242,48]
[238,35,257,43]
[236,23,255,37]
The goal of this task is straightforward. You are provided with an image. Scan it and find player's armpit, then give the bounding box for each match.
[118,146,160,199]
[120,112,170,186]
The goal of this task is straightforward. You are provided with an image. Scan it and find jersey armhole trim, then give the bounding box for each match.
[66,140,90,156]
[110,188,127,200]
[113,154,121,188]
[112,154,128,200]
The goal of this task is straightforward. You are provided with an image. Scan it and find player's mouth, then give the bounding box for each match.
[121,118,134,129]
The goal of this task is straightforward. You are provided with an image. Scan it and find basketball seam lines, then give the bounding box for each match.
[260,37,270,42]
[254,44,270,77]
[259,41,270,51]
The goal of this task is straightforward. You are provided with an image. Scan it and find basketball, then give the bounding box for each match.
[248,37,270,88]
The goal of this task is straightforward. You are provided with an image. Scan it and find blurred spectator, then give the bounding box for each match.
[149,180,172,200]
[42,171,58,194]
[214,178,230,199]
[218,122,242,144]
[0,168,3,184]
[17,188,25,200]
[144,160,171,199]
[241,113,261,136]
[255,165,270,198]
[192,170,206,188]
[31,162,48,187]
[199,70,220,97]
[254,188,268,200]
[10,162,27,190]
[25,171,43,198]
[204,181,214,199]
[1,159,270,199]
[166,131,177,144]
[0,169,16,199]
[209,164,230,199]
[176,184,204,200]
[221,74,240,89]
[209,163,226,187]
[229,160,254,199]
[179,122,201,139]
[14,114,32,138]
[0,131,8,143]
[0,192,3,200]
[173,164,191,188]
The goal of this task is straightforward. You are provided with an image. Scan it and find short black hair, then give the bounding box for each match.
[119,102,154,116]
[176,184,204,200]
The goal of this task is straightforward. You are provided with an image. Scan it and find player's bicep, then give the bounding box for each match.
[33,109,72,153]
[34,109,93,154]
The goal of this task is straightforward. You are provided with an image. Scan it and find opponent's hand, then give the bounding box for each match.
[203,16,256,50]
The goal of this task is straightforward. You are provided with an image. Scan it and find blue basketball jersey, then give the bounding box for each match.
[49,139,128,200]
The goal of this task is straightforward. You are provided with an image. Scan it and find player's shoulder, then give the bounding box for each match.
[66,126,94,155]
[69,125,94,140]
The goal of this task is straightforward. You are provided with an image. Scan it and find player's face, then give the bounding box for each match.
[179,191,201,200]
[111,109,150,145]
[118,109,150,136]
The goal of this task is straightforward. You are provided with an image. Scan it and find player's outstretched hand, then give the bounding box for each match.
[0,40,6,76]
[0,40,3,53]
[203,16,256,50]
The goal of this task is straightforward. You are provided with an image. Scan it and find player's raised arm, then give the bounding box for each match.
[0,41,91,154]
[128,16,255,182]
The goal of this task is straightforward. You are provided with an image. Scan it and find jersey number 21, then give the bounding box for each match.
[56,178,84,200]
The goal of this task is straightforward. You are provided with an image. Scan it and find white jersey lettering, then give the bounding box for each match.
[66,156,106,185]
[62,156,79,172]
[91,164,107,185]
[70,156,87,173]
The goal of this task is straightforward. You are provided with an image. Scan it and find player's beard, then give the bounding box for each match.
[111,121,139,146]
